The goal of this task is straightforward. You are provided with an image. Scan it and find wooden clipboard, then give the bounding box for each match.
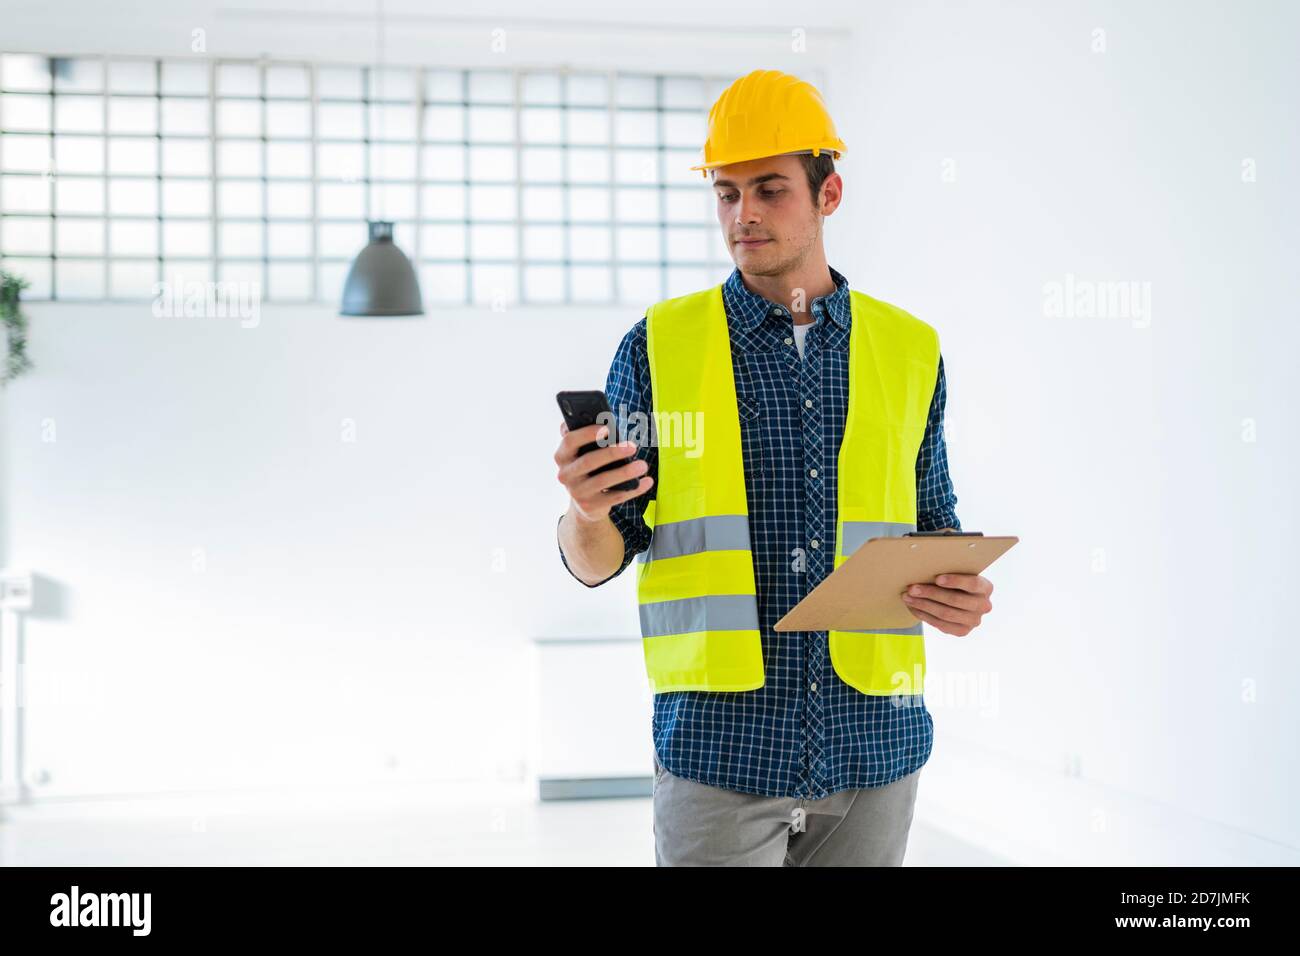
[774,534,1019,632]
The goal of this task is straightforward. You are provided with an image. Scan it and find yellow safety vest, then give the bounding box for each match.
[636,282,940,696]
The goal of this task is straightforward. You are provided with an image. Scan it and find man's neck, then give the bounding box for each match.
[738,257,835,326]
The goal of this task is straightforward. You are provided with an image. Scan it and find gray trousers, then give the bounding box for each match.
[652,753,921,866]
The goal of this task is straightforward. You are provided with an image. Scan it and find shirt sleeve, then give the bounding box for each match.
[915,354,962,532]
[558,317,657,587]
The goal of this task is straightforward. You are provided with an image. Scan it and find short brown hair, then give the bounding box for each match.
[708,152,836,206]
[799,151,836,208]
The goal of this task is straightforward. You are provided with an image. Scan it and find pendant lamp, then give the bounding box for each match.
[340,221,424,316]
[339,0,424,317]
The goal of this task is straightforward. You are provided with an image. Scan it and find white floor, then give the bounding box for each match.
[0,781,1009,866]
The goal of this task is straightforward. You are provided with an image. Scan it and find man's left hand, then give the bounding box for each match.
[901,574,994,636]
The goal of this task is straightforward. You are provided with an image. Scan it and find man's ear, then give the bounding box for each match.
[819,172,844,216]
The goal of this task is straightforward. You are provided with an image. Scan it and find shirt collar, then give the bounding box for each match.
[723,264,852,332]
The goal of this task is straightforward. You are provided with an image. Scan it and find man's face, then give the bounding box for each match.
[711,153,835,276]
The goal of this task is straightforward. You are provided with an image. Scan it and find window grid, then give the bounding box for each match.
[512,69,524,306]
[308,61,319,301]
[258,59,269,298]
[0,53,796,306]
[154,59,164,298]
[99,58,109,293]
[207,58,219,295]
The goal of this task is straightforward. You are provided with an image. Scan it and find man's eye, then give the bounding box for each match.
[761,189,782,198]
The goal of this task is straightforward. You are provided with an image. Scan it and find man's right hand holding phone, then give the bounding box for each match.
[554,421,653,522]
[554,421,653,586]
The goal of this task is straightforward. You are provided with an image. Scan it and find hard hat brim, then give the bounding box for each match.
[689,145,846,173]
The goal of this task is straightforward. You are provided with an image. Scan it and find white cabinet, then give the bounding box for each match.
[531,637,655,800]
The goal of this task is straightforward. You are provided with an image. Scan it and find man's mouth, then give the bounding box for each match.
[736,237,771,246]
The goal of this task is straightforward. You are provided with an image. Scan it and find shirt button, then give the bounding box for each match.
[804,399,813,408]
[809,468,818,478]
[810,539,820,549]
[784,336,793,346]
[810,682,818,693]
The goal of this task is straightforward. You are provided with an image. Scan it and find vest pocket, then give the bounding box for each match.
[736,392,765,478]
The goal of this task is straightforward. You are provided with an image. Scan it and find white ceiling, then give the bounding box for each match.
[3,0,859,70]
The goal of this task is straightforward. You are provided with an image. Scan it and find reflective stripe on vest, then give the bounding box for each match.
[636,514,751,562]
[637,283,939,696]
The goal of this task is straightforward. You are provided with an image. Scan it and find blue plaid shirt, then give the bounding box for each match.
[560,265,960,799]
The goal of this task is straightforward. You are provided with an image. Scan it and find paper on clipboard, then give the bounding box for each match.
[774,534,1019,632]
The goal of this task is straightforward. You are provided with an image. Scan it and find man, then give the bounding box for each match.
[553,70,995,866]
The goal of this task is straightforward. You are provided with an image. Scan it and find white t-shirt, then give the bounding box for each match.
[792,318,816,360]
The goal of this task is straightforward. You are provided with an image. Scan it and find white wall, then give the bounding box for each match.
[1,0,1297,863]
[834,0,1300,857]
[4,298,654,794]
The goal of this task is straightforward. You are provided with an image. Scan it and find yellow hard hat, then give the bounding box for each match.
[691,69,846,177]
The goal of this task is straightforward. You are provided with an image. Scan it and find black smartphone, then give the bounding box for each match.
[555,390,641,493]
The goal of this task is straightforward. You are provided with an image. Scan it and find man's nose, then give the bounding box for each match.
[735,193,761,225]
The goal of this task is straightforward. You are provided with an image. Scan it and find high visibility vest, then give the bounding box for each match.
[636,282,940,696]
